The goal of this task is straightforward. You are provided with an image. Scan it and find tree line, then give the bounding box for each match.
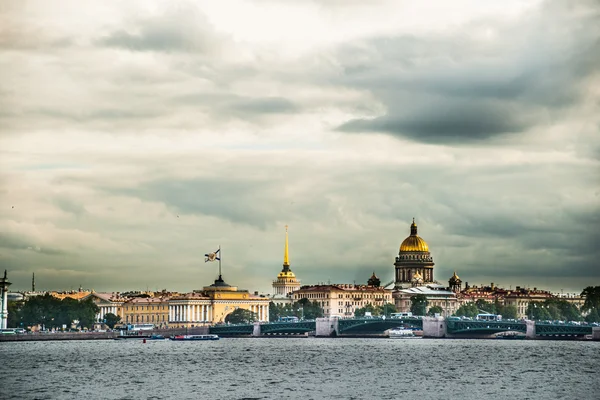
[8,294,100,330]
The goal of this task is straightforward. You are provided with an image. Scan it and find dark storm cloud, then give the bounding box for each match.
[335,0,600,144]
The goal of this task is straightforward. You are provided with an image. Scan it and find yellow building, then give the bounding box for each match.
[122,296,170,328]
[168,275,271,327]
[272,226,301,296]
[293,274,393,318]
[83,292,127,323]
[394,219,435,288]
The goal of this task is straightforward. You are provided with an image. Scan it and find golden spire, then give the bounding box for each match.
[283,225,290,266]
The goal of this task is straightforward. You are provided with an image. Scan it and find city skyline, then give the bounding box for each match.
[1,0,599,294]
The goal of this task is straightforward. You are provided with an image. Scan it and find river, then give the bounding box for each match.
[1,338,598,399]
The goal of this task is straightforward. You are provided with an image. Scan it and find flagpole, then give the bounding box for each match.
[219,244,222,278]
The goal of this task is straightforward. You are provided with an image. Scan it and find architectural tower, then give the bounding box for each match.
[449,271,462,293]
[32,272,35,292]
[0,270,12,329]
[272,226,301,296]
[394,219,435,289]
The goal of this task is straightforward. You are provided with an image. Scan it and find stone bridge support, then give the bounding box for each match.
[316,317,339,337]
[525,320,536,339]
[592,327,600,341]
[423,317,446,338]
[252,322,261,337]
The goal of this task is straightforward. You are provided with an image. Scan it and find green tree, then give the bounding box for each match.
[585,308,600,323]
[380,303,397,316]
[427,305,444,316]
[455,303,479,318]
[295,299,324,320]
[355,303,377,317]
[475,299,496,314]
[410,294,428,316]
[500,305,518,320]
[7,301,24,328]
[581,286,600,313]
[225,308,257,324]
[104,313,121,329]
[76,297,100,329]
[526,302,552,320]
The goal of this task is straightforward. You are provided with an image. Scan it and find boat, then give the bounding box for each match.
[496,332,526,340]
[170,334,220,341]
[148,334,168,340]
[388,329,421,339]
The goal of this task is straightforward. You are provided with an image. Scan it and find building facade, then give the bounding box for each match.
[168,275,271,327]
[394,219,435,289]
[293,275,393,318]
[395,284,458,316]
[123,296,170,327]
[83,292,127,324]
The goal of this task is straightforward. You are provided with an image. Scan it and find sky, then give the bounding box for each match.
[1,0,598,294]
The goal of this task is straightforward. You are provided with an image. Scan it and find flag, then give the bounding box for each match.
[205,248,220,262]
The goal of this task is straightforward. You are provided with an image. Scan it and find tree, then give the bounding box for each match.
[427,306,444,316]
[526,302,552,320]
[585,308,600,323]
[7,301,24,329]
[355,303,377,317]
[104,313,121,329]
[410,295,428,316]
[380,303,397,316]
[76,298,100,329]
[475,299,496,314]
[500,305,518,320]
[455,303,479,318]
[295,299,323,320]
[225,308,257,324]
[581,286,600,313]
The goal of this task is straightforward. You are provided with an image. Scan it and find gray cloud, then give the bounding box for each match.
[334,0,600,143]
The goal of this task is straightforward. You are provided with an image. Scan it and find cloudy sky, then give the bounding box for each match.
[1,0,598,294]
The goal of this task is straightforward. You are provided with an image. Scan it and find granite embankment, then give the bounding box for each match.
[0,327,209,342]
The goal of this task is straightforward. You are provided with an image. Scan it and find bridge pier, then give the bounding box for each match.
[525,320,536,339]
[316,317,339,337]
[593,327,600,341]
[252,322,261,337]
[422,317,446,338]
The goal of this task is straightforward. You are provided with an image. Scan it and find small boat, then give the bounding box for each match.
[496,332,526,340]
[388,329,421,339]
[148,334,168,340]
[170,334,220,341]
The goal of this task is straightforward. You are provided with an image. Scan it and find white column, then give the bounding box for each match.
[266,304,269,322]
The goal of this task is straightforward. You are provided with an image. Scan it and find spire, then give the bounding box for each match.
[283,225,290,266]
[32,272,35,292]
[410,218,418,236]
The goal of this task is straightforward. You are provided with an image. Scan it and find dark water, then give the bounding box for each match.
[1,338,599,400]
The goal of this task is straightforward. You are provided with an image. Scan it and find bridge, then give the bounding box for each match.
[209,317,597,339]
[337,317,422,334]
[209,317,420,336]
[446,319,526,335]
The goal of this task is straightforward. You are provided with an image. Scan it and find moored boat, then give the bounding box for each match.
[388,329,421,339]
[495,332,526,340]
[170,334,220,341]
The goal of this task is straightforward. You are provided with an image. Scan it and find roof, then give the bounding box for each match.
[296,284,391,293]
[397,286,455,296]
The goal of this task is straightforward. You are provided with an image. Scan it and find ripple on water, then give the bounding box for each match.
[1,338,599,400]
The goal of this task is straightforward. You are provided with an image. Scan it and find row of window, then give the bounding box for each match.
[125,314,166,323]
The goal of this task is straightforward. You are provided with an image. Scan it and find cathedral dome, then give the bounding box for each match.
[399,219,429,252]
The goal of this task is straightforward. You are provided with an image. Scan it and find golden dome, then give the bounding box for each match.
[278,270,296,279]
[399,219,429,252]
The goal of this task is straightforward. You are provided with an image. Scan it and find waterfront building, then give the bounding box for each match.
[123,296,170,327]
[394,284,458,316]
[50,287,92,301]
[0,270,12,329]
[292,274,393,318]
[503,286,554,319]
[168,275,271,327]
[83,292,127,323]
[394,219,435,289]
